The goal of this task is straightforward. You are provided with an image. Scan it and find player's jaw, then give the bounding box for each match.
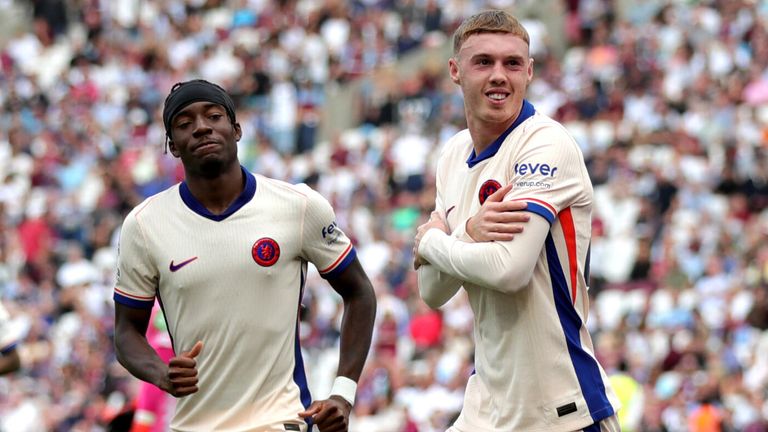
[181,134,239,178]
[195,144,238,178]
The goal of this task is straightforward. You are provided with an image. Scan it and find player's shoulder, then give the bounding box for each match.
[125,185,181,223]
[521,111,572,135]
[518,112,582,152]
[256,174,312,197]
[443,129,473,151]
[255,174,328,206]
[437,128,473,162]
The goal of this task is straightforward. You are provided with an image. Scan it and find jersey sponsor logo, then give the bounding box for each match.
[478,179,502,205]
[321,221,341,245]
[515,180,552,189]
[252,237,280,267]
[169,256,198,272]
[514,162,558,177]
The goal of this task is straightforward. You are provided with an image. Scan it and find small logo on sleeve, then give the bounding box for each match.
[321,221,342,245]
[169,256,198,272]
[478,179,502,205]
[252,238,280,267]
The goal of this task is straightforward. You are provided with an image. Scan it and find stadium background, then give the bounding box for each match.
[1,0,767,430]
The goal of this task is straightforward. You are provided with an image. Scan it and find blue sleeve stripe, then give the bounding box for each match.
[114,293,155,309]
[525,202,556,224]
[321,247,357,280]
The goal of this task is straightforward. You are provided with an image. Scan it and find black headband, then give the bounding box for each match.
[162,80,237,138]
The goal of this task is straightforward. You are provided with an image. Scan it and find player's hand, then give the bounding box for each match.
[160,341,202,397]
[298,396,351,432]
[413,211,448,270]
[466,183,529,242]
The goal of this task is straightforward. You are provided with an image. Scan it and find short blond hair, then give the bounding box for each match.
[452,10,530,55]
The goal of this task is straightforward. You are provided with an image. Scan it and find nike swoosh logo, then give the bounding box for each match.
[169,256,198,272]
[445,205,456,219]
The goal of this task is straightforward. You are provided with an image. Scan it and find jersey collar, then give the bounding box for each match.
[179,166,257,221]
[466,99,536,168]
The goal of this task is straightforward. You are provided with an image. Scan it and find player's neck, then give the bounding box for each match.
[184,163,245,215]
[468,120,513,155]
[467,108,522,155]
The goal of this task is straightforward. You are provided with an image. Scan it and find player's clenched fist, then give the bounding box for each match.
[160,341,203,397]
[298,396,351,432]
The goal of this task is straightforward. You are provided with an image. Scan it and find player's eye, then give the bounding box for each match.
[209,113,223,120]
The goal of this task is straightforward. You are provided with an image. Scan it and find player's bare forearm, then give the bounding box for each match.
[114,303,170,389]
[327,258,376,381]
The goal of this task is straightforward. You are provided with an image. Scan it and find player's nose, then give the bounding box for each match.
[191,116,213,136]
[489,62,508,84]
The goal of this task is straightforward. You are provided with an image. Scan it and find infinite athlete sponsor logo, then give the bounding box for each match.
[169,256,198,272]
[252,237,280,267]
[514,162,558,177]
[478,179,502,205]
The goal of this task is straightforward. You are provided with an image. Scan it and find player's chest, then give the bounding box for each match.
[149,214,301,284]
[441,157,512,232]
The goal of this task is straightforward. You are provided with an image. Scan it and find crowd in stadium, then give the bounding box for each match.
[1,0,767,431]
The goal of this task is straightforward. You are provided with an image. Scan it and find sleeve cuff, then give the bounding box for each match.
[418,228,447,262]
[452,218,475,242]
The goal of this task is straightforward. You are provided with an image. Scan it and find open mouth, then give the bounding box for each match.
[486,92,509,102]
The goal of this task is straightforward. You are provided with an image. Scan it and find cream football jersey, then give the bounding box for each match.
[114,168,356,432]
[418,101,620,431]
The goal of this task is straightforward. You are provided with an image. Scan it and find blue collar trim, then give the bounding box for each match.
[466,100,536,168]
[179,166,256,221]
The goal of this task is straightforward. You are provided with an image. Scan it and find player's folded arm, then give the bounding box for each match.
[417,264,463,309]
[418,213,550,294]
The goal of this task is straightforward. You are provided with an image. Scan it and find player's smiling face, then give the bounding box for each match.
[168,101,241,176]
[450,32,533,132]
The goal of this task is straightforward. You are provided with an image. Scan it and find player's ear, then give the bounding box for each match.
[527,57,534,85]
[234,123,242,142]
[449,57,461,85]
[168,139,180,157]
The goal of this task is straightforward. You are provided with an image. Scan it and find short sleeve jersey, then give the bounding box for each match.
[434,101,620,431]
[114,168,356,431]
